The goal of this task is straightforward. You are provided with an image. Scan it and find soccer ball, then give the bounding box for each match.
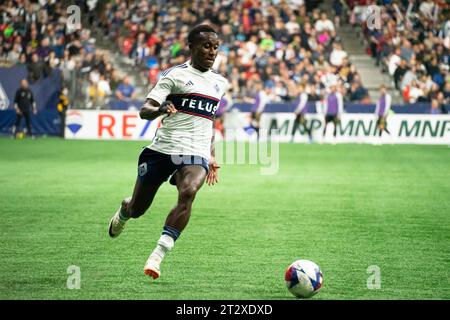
[285,259,323,298]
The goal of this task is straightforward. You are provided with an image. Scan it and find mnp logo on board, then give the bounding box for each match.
[65,110,160,140]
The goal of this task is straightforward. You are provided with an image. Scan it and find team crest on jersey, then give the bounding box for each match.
[138,162,147,176]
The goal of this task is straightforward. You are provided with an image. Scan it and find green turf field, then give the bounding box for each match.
[0,137,449,299]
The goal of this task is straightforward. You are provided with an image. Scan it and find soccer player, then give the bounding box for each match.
[322,84,343,141]
[250,80,273,140]
[374,84,391,137]
[108,24,229,280]
[291,84,312,143]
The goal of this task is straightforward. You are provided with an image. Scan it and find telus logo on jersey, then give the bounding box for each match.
[168,93,220,120]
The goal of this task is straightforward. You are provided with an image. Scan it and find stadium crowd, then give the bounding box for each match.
[95,0,372,104]
[0,0,132,109]
[1,0,449,111]
[348,0,450,110]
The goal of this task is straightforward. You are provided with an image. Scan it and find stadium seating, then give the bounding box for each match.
[0,0,448,120]
[345,0,449,110]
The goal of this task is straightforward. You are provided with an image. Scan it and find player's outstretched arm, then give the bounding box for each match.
[139,98,177,120]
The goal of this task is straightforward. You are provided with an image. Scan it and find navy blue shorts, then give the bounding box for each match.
[137,148,209,186]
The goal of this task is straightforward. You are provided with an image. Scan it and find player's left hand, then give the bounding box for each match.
[206,157,220,186]
[159,101,177,115]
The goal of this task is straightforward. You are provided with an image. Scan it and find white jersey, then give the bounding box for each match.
[146,61,229,160]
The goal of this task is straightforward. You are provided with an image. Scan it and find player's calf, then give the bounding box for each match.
[122,197,148,219]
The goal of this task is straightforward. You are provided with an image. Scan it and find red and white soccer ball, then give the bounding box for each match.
[285,259,323,298]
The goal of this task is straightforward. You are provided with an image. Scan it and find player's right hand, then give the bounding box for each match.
[206,157,220,186]
[159,101,177,115]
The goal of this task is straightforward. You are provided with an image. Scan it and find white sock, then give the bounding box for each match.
[151,234,174,260]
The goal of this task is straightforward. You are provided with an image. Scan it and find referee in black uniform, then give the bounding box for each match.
[12,79,37,138]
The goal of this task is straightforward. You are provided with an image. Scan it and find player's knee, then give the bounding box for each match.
[179,184,198,202]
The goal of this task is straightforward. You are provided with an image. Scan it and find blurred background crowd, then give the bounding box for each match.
[0,0,449,111]
[349,0,449,109]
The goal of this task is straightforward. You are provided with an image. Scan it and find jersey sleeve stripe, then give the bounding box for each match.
[161,63,188,77]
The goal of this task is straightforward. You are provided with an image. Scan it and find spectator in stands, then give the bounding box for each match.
[394,59,408,90]
[285,15,301,36]
[315,12,335,34]
[406,80,426,104]
[109,70,121,93]
[12,79,37,138]
[87,80,99,109]
[430,99,442,115]
[27,52,42,83]
[115,76,137,101]
[36,37,51,63]
[48,51,60,69]
[349,79,370,103]
[98,74,112,99]
[67,39,82,57]
[400,39,414,64]
[333,0,345,28]
[6,43,22,65]
[436,92,447,113]
[329,42,348,67]
[60,49,76,87]
[52,35,66,59]
[443,82,450,102]
[80,53,96,77]
[84,38,96,55]
[388,48,402,77]
[86,75,111,110]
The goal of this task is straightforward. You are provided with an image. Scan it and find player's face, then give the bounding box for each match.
[191,32,219,71]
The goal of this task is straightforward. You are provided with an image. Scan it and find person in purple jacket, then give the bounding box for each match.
[215,87,233,138]
[323,84,344,139]
[291,84,312,142]
[374,84,392,137]
[251,80,273,140]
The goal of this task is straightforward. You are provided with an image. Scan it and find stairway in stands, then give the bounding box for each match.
[336,24,400,103]
[90,27,147,104]
[319,1,400,103]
